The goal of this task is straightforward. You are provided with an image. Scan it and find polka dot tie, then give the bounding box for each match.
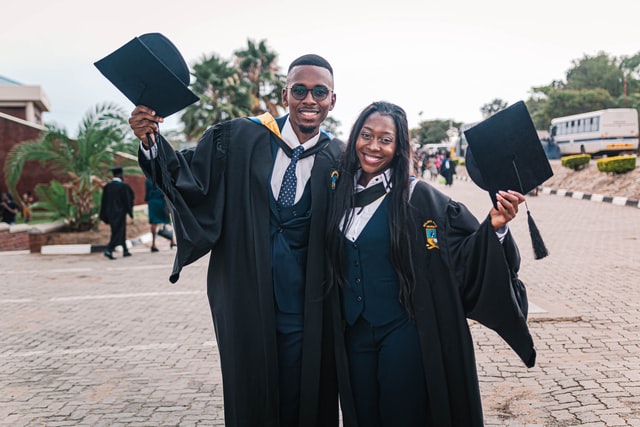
[277,145,305,207]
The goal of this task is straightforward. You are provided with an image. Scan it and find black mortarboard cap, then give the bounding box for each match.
[464,101,553,201]
[94,33,199,118]
[464,101,553,259]
[109,166,124,176]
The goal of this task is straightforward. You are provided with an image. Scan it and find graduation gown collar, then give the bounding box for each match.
[251,112,332,159]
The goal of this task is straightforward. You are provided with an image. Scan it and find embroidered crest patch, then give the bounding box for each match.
[423,220,439,250]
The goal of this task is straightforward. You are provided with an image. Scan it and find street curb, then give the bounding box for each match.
[538,187,640,208]
[38,232,154,255]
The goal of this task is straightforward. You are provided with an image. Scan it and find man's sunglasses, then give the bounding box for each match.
[287,85,332,101]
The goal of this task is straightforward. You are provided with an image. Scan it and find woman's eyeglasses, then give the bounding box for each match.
[287,85,332,101]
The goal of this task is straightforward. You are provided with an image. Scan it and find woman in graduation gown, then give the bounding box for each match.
[326,101,536,426]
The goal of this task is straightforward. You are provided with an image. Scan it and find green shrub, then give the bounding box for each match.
[561,154,591,170]
[595,155,637,173]
[32,179,101,231]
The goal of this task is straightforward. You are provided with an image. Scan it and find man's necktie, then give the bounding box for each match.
[277,145,305,207]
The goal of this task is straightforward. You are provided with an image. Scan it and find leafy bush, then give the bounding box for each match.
[32,179,102,231]
[561,154,591,170]
[596,155,637,174]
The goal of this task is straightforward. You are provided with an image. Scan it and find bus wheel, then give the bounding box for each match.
[580,145,586,154]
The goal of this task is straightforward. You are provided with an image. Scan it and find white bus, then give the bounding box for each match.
[549,108,639,156]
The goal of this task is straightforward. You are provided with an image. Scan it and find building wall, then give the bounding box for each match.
[0,115,59,197]
[120,174,146,207]
[0,107,26,121]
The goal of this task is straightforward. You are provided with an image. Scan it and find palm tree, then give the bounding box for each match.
[233,39,285,117]
[4,102,137,231]
[182,53,253,140]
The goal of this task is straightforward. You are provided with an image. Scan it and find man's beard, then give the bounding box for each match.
[299,125,317,134]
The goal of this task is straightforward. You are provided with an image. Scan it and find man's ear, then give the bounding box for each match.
[329,93,336,111]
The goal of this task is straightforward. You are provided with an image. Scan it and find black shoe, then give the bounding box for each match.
[104,250,115,260]
[151,246,159,253]
[123,251,132,257]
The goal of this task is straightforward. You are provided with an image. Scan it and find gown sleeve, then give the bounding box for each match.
[138,124,229,283]
[444,201,536,368]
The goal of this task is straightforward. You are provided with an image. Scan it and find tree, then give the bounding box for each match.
[182,53,253,140]
[566,52,624,97]
[525,92,552,131]
[3,102,137,231]
[544,88,614,118]
[619,52,640,105]
[412,119,460,146]
[181,39,295,141]
[480,98,508,118]
[233,39,285,117]
[322,116,342,139]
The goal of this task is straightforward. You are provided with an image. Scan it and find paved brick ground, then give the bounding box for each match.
[1,177,639,426]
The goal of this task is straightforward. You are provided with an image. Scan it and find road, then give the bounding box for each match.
[1,176,639,426]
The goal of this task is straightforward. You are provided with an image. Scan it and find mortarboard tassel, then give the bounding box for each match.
[511,159,549,260]
[526,205,549,260]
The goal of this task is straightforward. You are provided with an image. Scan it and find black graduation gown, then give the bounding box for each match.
[99,179,134,248]
[138,116,344,427]
[407,180,535,426]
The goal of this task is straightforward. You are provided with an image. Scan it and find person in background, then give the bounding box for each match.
[1,192,19,225]
[130,54,350,426]
[439,149,456,185]
[144,178,175,252]
[99,166,135,260]
[21,191,34,222]
[426,155,438,182]
[326,101,535,426]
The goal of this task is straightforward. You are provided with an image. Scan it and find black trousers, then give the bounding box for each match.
[276,312,304,427]
[107,214,127,252]
[346,316,429,427]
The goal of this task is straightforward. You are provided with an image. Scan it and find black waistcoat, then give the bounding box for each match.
[269,138,313,331]
[342,196,406,327]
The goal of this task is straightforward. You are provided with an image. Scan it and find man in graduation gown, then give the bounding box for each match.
[130,55,345,427]
[99,166,134,259]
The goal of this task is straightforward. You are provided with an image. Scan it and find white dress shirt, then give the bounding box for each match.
[270,119,320,204]
[342,169,395,242]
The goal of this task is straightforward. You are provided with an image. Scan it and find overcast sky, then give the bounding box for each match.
[3,0,638,138]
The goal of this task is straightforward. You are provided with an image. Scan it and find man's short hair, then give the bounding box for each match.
[288,54,333,76]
